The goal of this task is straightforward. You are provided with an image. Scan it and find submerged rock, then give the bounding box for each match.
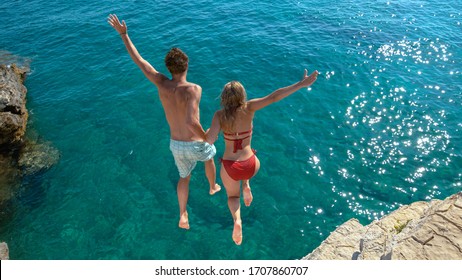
[19,139,60,176]
[303,192,462,260]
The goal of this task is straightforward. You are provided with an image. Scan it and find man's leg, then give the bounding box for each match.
[205,158,221,195]
[177,175,191,230]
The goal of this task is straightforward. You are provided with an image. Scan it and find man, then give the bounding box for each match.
[108,14,221,230]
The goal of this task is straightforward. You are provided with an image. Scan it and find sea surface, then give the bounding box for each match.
[1,0,461,259]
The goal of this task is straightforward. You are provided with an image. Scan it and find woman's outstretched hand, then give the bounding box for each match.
[299,69,319,88]
[108,14,127,35]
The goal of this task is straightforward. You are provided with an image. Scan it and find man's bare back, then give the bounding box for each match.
[157,80,204,142]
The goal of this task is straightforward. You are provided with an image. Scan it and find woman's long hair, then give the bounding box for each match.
[219,81,247,132]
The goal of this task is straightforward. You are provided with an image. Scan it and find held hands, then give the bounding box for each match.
[108,14,127,35]
[299,69,319,88]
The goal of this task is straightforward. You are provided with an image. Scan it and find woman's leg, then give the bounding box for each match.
[242,156,260,207]
[220,164,243,245]
[242,180,252,207]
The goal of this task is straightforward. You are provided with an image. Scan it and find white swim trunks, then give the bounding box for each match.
[169,140,216,178]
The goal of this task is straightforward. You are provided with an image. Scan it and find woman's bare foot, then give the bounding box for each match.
[209,183,221,195]
[179,212,190,230]
[242,182,253,207]
[232,220,242,245]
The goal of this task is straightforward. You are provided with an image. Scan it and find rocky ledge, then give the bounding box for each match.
[0,64,28,148]
[1,63,59,260]
[0,63,59,180]
[303,192,462,260]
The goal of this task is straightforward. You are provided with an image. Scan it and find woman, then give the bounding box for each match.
[206,69,319,245]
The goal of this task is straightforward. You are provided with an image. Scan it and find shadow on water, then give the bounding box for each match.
[0,138,59,232]
[16,171,50,211]
[0,145,22,227]
[1,172,49,231]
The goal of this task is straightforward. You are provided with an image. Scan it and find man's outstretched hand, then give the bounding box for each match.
[108,14,127,35]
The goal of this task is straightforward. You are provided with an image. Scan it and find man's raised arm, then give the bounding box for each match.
[108,14,166,86]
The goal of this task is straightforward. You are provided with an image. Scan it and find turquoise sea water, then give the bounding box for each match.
[1,0,461,259]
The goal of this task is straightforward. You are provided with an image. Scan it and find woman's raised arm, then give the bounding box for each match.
[247,69,318,112]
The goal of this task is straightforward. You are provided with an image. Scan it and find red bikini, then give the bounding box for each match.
[223,129,252,153]
[220,129,257,181]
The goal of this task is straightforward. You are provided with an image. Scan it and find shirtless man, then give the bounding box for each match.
[108,14,221,230]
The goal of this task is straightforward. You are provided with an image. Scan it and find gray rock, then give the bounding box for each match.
[303,192,462,260]
[305,218,366,260]
[0,242,8,260]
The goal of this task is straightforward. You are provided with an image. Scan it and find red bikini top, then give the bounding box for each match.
[223,129,253,153]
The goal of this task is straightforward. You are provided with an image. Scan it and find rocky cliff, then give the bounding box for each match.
[303,192,462,260]
[0,64,28,206]
[0,63,59,260]
[0,63,59,185]
[0,64,28,149]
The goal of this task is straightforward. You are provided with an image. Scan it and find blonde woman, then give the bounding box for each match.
[206,69,319,245]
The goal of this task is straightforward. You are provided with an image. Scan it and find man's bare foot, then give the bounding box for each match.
[242,183,253,207]
[232,220,242,245]
[179,212,190,230]
[209,183,221,195]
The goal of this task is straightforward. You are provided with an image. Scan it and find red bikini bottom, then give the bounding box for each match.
[220,150,257,181]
